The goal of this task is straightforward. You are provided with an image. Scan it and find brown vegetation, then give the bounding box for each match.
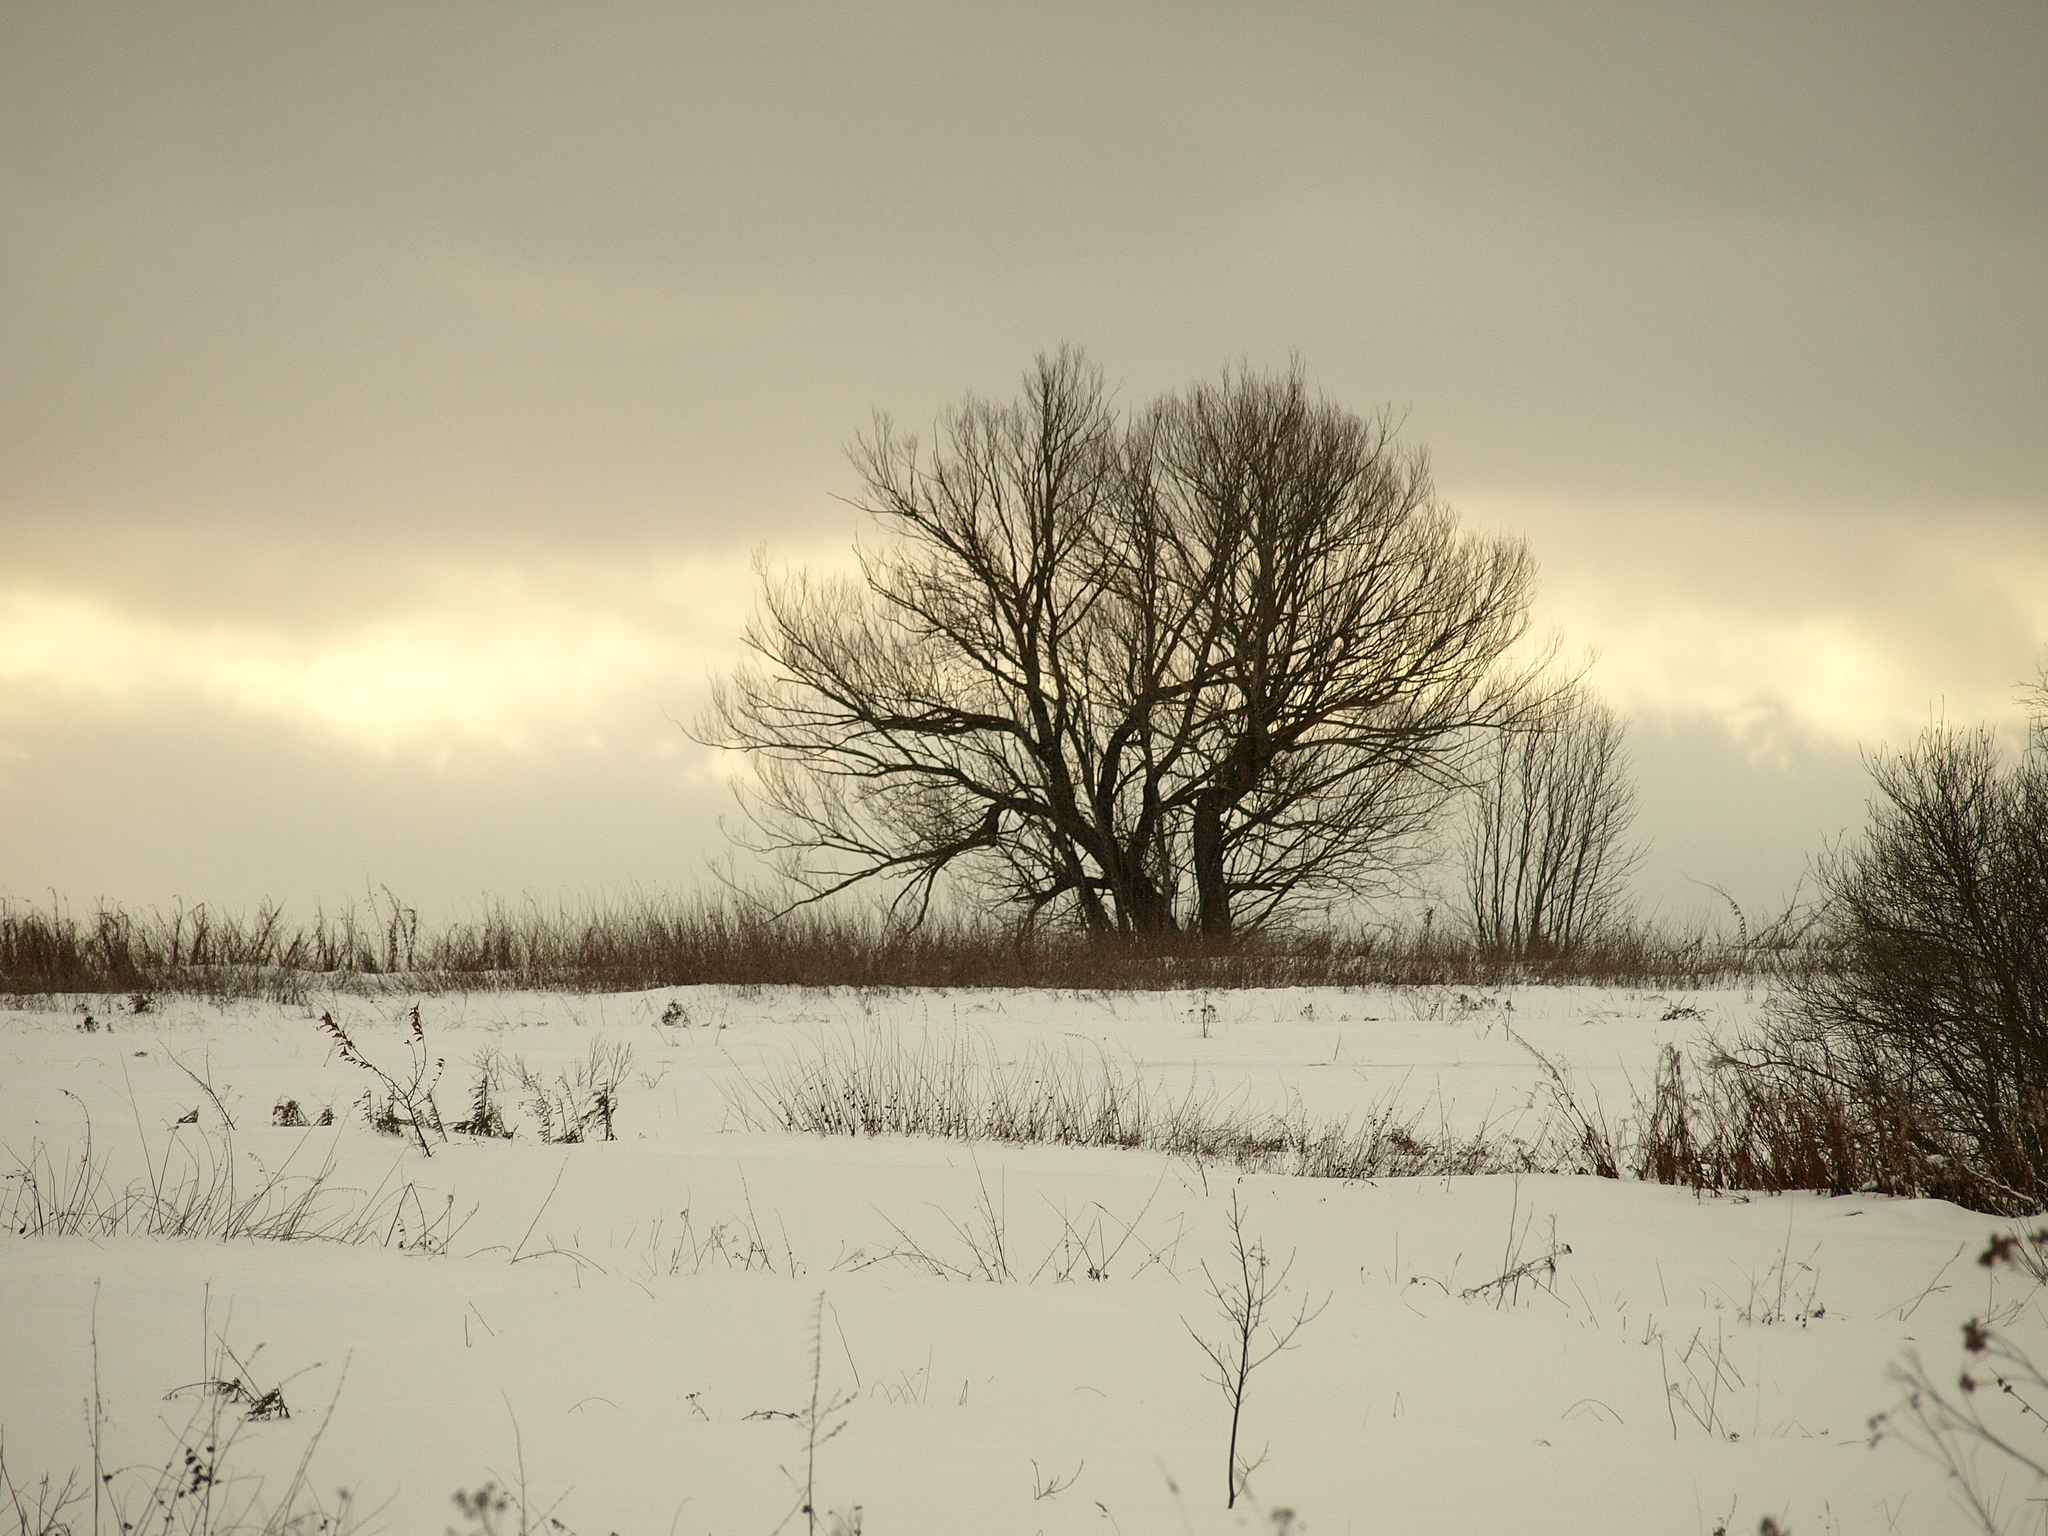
[1548,1037,2046,1216]
[0,891,1794,1000]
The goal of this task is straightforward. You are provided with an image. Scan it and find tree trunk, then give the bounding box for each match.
[1193,790,1232,937]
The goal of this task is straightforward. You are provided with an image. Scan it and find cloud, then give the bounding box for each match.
[1465,497,2047,755]
[0,554,772,760]
[10,498,2038,775]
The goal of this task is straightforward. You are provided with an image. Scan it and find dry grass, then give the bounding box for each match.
[0,892,1795,1000]
[3,1111,469,1251]
[10,888,2028,1210]
[727,1029,1578,1181]
[734,1023,2044,1216]
[0,1332,357,1536]
[1535,1027,2048,1217]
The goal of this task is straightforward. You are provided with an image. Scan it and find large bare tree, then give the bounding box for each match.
[708,351,1544,935]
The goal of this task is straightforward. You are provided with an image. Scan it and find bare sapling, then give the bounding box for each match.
[772,1293,857,1536]
[1184,1189,1329,1509]
[318,1005,445,1155]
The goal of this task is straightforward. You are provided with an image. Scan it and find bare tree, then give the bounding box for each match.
[1183,1190,1328,1509]
[1155,368,1543,933]
[709,349,1190,931]
[1463,682,1644,955]
[1785,719,2048,1202]
[708,351,1544,936]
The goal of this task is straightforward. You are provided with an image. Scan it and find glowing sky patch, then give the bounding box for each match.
[0,558,758,760]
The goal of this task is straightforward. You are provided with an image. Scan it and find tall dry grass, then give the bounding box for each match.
[723,1029,1544,1179]
[1528,1025,2048,1217]
[4,1112,469,1250]
[0,891,1802,999]
[732,1021,2043,1216]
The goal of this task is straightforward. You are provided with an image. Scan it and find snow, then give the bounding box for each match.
[0,984,2023,1534]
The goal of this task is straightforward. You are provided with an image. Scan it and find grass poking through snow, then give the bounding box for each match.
[724,1029,1560,1180]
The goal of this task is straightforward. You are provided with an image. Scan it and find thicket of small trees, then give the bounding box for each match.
[1769,684,2048,1208]
[710,350,1556,938]
[1462,682,1643,957]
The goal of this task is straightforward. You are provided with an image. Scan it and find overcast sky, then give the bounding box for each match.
[3,3,2043,929]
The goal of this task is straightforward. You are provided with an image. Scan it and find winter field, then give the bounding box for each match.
[0,983,2029,1536]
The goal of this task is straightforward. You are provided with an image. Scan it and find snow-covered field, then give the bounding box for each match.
[0,984,2026,1535]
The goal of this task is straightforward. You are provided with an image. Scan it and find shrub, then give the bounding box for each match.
[451,1061,514,1140]
[1779,721,2048,1208]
